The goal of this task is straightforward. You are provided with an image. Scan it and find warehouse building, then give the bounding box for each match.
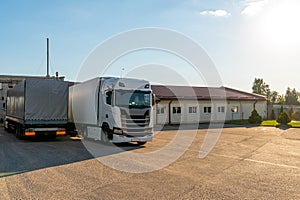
[152,85,267,125]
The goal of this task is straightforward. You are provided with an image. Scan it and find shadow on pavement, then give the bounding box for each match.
[0,129,142,178]
[155,123,258,131]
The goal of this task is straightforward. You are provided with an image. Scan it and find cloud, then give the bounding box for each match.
[241,0,268,16]
[198,9,231,17]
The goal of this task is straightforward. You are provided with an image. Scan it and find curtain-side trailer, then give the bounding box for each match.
[69,77,153,145]
[5,78,68,139]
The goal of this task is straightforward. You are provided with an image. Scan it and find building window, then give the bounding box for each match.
[231,106,238,113]
[173,107,181,114]
[218,106,225,113]
[3,103,5,108]
[189,106,197,113]
[204,106,211,113]
[157,107,165,114]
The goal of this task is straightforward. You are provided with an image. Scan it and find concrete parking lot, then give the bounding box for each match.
[0,126,299,199]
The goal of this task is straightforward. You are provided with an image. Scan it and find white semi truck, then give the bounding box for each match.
[69,77,153,145]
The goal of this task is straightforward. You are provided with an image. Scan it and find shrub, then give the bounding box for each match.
[291,111,300,121]
[280,105,284,113]
[270,109,276,120]
[276,111,291,125]
[248,109,262,124]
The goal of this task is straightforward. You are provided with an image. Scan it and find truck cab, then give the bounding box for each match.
[69,77,153,145]
[101,78,153,144]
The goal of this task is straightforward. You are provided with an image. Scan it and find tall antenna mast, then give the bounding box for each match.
[46,38,50,77]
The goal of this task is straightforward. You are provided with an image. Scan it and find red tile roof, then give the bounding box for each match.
[151,85,266,101]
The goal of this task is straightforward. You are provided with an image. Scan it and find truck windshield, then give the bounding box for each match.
[115,90,151,108]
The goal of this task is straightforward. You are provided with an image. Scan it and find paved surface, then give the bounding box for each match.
[0,126,299,199]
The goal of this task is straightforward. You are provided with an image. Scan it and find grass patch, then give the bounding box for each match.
[261,120,300,128]
[225,119,300,128]
[261,120,279,126]
[289,121,300,128]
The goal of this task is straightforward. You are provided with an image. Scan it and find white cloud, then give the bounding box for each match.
[198,9,231,17]
[241,0,268,16]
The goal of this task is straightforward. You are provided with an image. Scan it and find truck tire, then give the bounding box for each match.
[137,141,147,146]
[101,125,113,144]
[82,128,87,139]
[16,125,24,140]
[101,128,109,143]
[5,122,12,133]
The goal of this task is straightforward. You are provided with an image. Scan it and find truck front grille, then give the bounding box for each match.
[121,114,152,137]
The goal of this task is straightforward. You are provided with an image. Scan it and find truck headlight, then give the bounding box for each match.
[113,128,123,134]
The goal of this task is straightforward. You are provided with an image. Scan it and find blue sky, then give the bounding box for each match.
[1,0,300,94]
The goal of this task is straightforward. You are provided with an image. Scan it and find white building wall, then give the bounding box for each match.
[226,101,242,121]
[154,99,267,125]
[254,101,267,119]
[226,100,267,120]
[155,102,169,125]
[170,101,183,124]
[212,101,227,121]
[199,101,212,123]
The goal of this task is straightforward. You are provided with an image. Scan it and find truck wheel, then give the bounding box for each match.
[81,128,87,139]
[5,126,11,133]
[101,127,110,143]
[137,141,147,146]
[16,125,24,140]
[5,122,12,133]
[49,135,56,140]
[16,126,20,138]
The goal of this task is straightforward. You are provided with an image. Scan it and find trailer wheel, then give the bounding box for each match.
[137,141,147,146]
[5,122,12,133]
[16,125,24,140]
[8,125,14,134]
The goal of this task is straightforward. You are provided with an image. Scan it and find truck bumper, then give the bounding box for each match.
[111,134,153,143]
[25,127,67,137]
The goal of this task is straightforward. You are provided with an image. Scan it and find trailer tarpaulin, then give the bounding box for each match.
[24,79,68,122]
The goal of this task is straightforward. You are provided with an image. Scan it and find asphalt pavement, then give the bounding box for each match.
[0,126,299,199]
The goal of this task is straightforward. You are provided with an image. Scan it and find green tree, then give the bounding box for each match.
[291,111,300,121]
[270,91,279,104]
[278,95,285,105]
[285,87,299,105]
[289,105,294,117]
[280,105,284,113]
[276,111,291,125]
[248,109,262,124]
[270,109,276,120]
[252,78,271,101]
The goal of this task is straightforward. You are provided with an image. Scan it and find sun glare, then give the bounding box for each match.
[259,0,300,46]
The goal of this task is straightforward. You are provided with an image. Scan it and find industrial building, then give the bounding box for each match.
[152,85,267,125]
